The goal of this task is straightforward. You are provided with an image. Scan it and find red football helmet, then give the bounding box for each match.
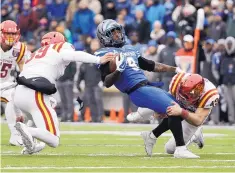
[176,74,205,105]
[0,20,20,46]
[41,32,65,46]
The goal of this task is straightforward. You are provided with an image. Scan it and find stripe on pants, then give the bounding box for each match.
[35,92,56,135]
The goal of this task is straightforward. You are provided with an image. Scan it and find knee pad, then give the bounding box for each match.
[165,138,176,154]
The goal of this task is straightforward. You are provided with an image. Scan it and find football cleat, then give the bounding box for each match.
[141,131,156,156]
[9,133,23,146]
[127,112,143,122]
[174,146,200,159]
[21,142,45,155]
[15,122,35,151]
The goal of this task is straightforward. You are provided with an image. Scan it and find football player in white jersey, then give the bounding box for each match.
[127,73,219,158]
[0,20,29,146]
[14,31,115,154]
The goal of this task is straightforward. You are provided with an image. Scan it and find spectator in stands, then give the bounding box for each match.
[49,19,58,31]
[159,31,180,91]
[34,0,47,20]
[132,9,150,44]
[207,12,226,41]
[143,40,163,82]
[163,0,175,32]
[17,0,38,41]
[33,18,48,43]
[220,37,235,125]
[116,0,131,12]
[92,14,104,37]
[72,0,95,37]
[56,21,73,43]
[66,0,78,28]
[47,0,68,21]
[145,0,166,28]
[130,0,146,17]
[77,39,104,122]
[1,5,13,21]
[103,0,117,20]
[57,62,77,122]
[9,3,20,21]
[27,39,37,52]
[150,20,166,44]
[226,6,235,37]
[201,38,217,84]
[87,0,101,14]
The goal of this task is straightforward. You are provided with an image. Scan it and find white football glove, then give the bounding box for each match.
[116,53,127,72]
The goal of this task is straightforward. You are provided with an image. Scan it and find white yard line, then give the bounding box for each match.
[60,131,227,137]
[2,166,235,170]
[2,152,235,156]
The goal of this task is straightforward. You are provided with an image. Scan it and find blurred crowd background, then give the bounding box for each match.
[1,0,235,125]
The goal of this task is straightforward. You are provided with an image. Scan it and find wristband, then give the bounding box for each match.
[181,108,189,119]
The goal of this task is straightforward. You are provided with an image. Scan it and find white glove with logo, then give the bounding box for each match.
[116,53,127,72]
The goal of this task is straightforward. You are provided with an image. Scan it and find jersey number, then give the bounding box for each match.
[126,57,139,71]
[25,46,50,64]
[210,98,219,107]
[0,62,12,78]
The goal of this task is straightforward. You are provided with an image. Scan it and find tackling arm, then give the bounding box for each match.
[182,108,211,126]
[138,56,178,73]
[103,71,121,88]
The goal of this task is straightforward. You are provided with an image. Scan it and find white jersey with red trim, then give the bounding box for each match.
[20,42,73,84]
[0,42,28,89]
[20,42,101,84]
[169,73,219,112]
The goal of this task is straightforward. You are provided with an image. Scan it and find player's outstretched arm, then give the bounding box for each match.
[138,56,181,73]
[61,50,115,64]
[166,102,210,126]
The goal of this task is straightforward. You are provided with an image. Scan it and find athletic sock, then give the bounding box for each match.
[152,118,169,138]
[168,116,185,146]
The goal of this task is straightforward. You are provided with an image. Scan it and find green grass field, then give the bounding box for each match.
[1,122,235,172]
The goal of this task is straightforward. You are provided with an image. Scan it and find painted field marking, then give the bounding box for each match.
[2,166,235,170]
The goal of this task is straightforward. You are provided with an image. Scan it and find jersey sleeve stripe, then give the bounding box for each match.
[171,73,185,96]
[198,89,218,107]
[0,97,9,103]
[16,43,26,63]
[57,42,64,52]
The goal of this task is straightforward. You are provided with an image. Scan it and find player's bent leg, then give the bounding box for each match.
[5,101,23,146]
[28,92,60,148]
[165,120,200,154]
[165,137,176,154]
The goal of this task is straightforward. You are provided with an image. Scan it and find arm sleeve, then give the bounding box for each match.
[61,50,100,64]
[138,56,155,71]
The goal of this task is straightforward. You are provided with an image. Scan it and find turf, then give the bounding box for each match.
[1,123,235,172]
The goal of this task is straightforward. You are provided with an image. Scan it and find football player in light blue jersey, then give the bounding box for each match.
[95,19,199,158]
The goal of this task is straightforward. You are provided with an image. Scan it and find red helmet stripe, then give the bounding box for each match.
[172,73,185,96]
[198,89,218,107]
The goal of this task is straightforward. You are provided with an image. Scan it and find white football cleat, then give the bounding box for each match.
[15,122,35,151]
[141,131,156,156]
[127,112,143,122]
[174,146,200,159]
[192,127,204,149]
[9,133,23,146]
[21,142,46,155]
